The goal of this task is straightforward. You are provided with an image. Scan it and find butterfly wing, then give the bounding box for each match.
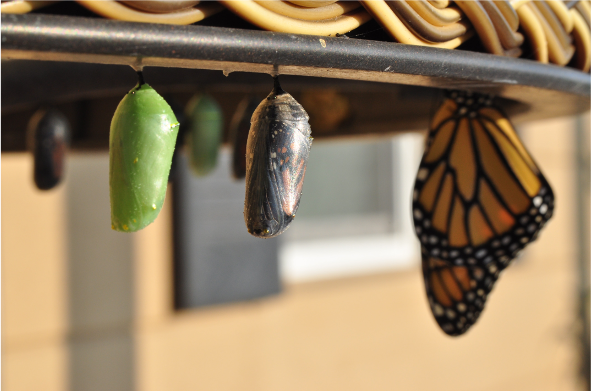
[413,91,554,335]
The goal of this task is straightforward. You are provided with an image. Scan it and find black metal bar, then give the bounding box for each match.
[2,14,590,97]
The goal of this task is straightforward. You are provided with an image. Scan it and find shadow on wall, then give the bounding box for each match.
[66,153,135,391]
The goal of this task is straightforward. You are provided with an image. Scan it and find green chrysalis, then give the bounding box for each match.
[109,75,179,232]
[185,94,223,176]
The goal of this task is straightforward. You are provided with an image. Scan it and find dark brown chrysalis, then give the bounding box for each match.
[27,108,70,190]
[244,78,313,238]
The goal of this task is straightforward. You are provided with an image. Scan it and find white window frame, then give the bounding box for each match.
[280,133,425,283]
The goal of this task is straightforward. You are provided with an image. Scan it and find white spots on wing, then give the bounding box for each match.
[442,324,454,333]
[509,243,518,251]
[417,168,429,181]
[433,303,444,316]
[414,209,423,219]
[473,268,484,280]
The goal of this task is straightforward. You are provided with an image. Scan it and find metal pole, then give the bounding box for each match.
[575,116,591,390]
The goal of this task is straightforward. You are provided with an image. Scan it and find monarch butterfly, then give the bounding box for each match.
[27,108,70,190]
[244,77,313,238]
[110,72,180,232]
[230,96,260,180]
[413,90,554,336]
[185,94,224,177]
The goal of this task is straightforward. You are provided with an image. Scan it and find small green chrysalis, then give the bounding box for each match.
[185,94,223,176]
[109,73,179,232]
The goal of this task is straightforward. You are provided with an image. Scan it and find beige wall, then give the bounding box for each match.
[2,115,588,391]
[2,154,69,391]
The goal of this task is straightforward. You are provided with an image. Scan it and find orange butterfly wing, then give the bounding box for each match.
[413,91,554,336]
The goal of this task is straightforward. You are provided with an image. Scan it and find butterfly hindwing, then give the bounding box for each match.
[413,90,554,335]
[423,254,502,336]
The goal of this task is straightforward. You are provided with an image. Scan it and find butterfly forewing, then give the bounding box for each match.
[413,90,554,335]
[244,80,312,238]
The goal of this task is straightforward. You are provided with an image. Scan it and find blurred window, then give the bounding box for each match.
[173,152,281,309]
[280,134,424,282]
[173,134,425,307]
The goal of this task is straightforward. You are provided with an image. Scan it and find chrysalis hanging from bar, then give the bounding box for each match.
[230,96,260,180]
[244,77,313,238]
[27,108,70,190]
[185,94,223,177]
[110,71,180,232]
